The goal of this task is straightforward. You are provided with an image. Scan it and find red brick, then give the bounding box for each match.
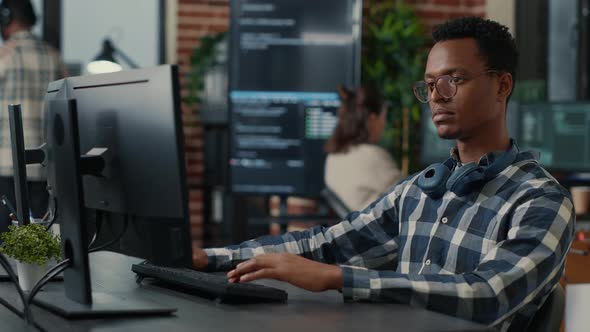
[180,0,228,5]
[449,11,485,19]
[189,190,203,200]
[192,240,204,250]
[415,9,450,20]
[433,0,461,5]
[189,201,203,213]
[462,0,486,6]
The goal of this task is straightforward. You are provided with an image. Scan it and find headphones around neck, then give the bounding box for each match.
[0,1,11,30]
[417,141,519,199]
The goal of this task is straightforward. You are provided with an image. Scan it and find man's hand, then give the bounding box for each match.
[192,248,209,270]
[227,253,343,292]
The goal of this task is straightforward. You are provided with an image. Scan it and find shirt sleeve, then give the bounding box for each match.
[204,184,405,272]
[340,190,574,326]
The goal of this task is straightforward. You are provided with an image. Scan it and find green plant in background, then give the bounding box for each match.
[186,32,227,108]
[0,224,61,265]
[362,2,429,174]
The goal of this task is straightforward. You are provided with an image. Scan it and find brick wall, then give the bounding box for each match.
[408,0,486,29]
[177,0,229,249]
[175,0,486,247]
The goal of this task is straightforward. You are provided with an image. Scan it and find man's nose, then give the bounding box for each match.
[430,83,449,103]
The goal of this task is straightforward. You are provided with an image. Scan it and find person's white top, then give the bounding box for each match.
[324,144,402,211]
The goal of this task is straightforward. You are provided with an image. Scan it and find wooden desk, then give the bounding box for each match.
[563,233,590,284]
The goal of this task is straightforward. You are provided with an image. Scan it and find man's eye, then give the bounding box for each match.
[426,81,436,89]
[450,77,465,84]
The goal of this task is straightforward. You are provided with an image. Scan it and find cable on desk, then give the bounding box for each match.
[88,214,129,253]
[26,258,71,307]
[0,252,32,324]
[88,210,104,249]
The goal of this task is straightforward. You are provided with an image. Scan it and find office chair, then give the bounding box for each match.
[526,284,565,332]
[321,187,351,220]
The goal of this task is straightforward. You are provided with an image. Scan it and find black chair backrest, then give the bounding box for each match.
[321,187,351,220]
[527,283,565,332]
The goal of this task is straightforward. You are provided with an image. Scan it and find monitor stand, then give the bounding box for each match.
[26,99,176,318]
[33,292,176,319]
[8,104,34,226]
[2,105,63,283]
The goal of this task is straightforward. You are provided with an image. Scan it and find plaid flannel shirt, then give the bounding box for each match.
[205,147,574,331]
[0,30,66,180]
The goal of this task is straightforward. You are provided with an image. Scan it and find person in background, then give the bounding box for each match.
[0,0,67,233]
[323,85,402,211]
[193,17,574,332]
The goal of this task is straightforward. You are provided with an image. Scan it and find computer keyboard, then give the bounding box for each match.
[132,261,288,304]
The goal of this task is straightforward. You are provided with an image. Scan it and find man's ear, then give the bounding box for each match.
[497,72,513,102]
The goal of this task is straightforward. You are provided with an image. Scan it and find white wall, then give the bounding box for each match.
[31,0,42,36]
[62,0,161,72]
[166,0,177,64]
[486,0,516,37]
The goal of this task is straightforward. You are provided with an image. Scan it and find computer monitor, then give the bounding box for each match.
[46,65,192,267]
[518,102,590,171]
[228,0,362,196]
[22,65,187,317]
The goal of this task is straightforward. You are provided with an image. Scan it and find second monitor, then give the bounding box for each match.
[45,64,191,267]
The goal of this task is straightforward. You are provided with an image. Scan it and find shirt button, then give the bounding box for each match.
[425,259,431,266]
[441,217,448,224]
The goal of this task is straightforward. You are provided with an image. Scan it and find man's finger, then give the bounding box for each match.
[236,255,276,273]
[227,259,262,280]
[239,268,272,282]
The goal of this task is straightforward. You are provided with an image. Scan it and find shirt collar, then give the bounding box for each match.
[9,30,35,41]
[449,139,517,167]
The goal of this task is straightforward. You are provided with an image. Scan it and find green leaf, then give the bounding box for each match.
[185,32,227,111]
[362,2,428,173]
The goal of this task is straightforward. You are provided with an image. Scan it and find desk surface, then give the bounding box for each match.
[0,252,492,332]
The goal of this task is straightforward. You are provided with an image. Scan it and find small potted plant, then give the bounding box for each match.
[0,223,61,291]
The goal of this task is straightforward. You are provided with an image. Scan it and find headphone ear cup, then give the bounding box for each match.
[0,6,11,30]
[417,163,452,199]
[446,162,483,196]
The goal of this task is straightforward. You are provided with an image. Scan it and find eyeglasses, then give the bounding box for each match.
[412,70,500,103]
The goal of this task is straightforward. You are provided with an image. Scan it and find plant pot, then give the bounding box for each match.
[16,260,46,292]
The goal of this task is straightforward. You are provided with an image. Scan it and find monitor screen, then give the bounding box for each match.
[228,0,361,196]
[518,102,590,171]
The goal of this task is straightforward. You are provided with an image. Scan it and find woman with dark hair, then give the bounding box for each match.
[324,86,401,211]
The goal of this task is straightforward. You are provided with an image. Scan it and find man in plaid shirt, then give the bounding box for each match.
[194,17,574,331]
[0,0,66,233]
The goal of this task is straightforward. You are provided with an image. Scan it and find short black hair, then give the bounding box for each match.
[432,17,518,81]
[1,0,37,27]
